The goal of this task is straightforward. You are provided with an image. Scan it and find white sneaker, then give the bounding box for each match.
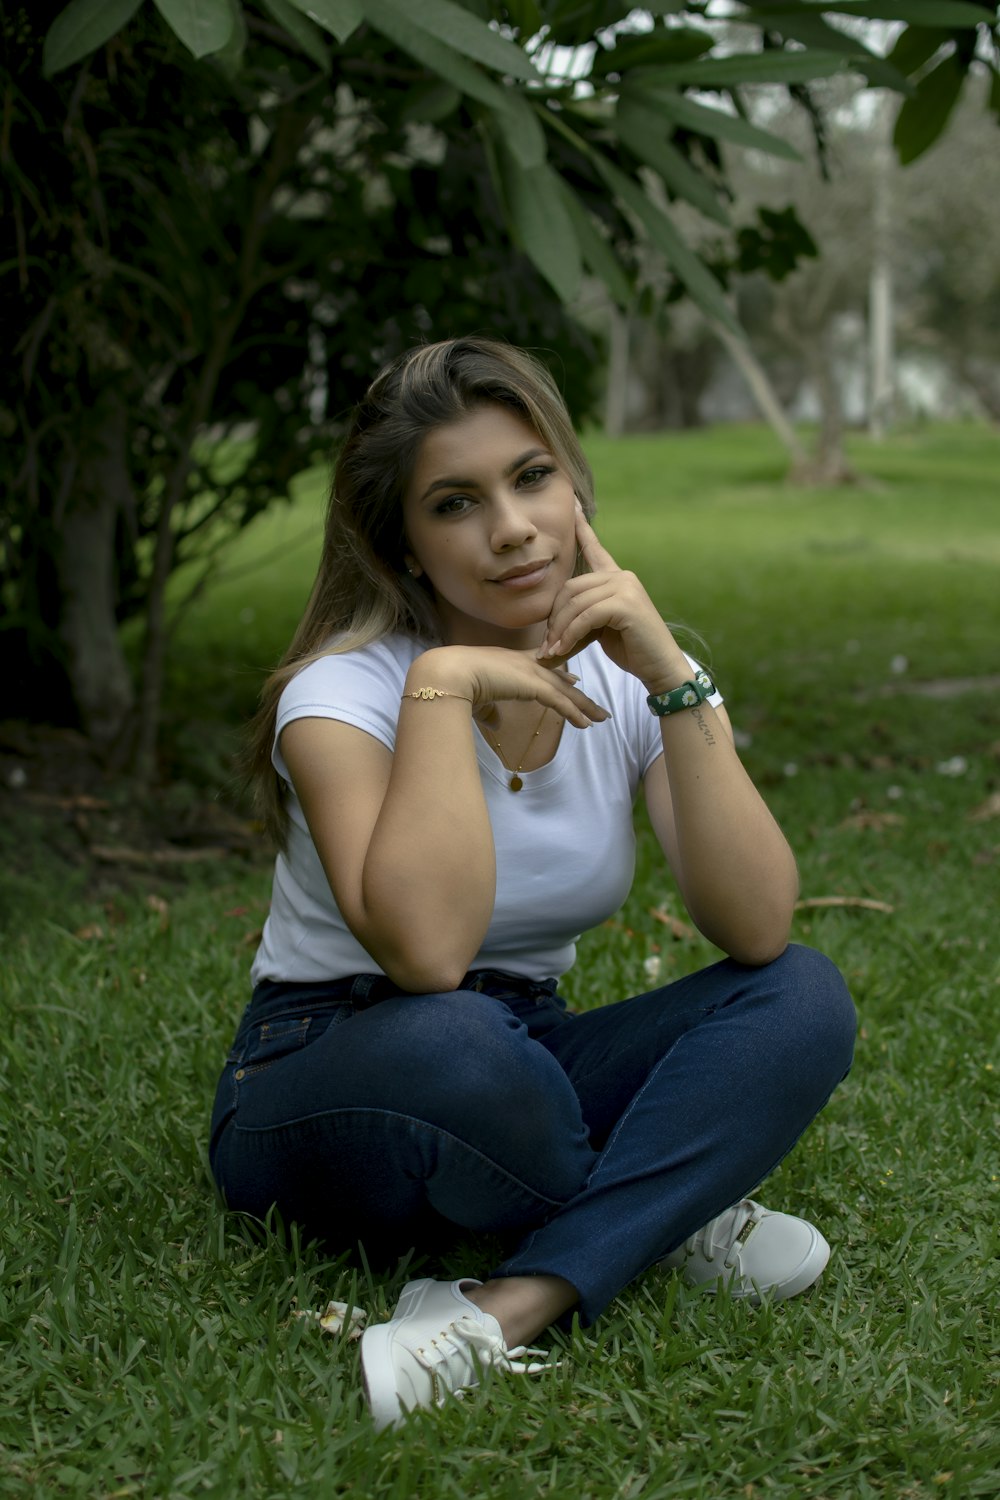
[360,1278,552,1431]
[662,1199,830,1305]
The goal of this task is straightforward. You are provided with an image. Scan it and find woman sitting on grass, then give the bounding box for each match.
[209,336,856,1430]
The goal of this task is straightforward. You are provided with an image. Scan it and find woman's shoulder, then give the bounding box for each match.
[273,634,428,753]
[280,633,425,705]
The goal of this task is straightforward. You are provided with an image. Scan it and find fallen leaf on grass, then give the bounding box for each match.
[73,923,105,941]
[146,894,170,931]
[291,1300,367,1339]
[837,811,905,832]
[968,791,1000,823]
[649,907,696,940]
[795,896,895,915]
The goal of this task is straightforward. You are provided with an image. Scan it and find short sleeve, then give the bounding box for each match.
[271,637,420,782]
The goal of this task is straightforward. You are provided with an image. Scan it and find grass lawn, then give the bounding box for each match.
[2,423,998,1498]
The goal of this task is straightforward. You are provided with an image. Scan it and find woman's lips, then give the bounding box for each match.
[491,561,551,589]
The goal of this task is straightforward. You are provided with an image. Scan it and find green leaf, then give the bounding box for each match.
[635,50,848,87]
[488,93,547,170]
[819,1,991,26]
[893,50,965,162]
[502,0,543,37]
[591,26,715,78]
[208,0,247,76]
[616,97,729,225]
[851,60,913,92]
[552,179,632,309]
[365,0,545,167]
[372,0,540,83]
[625,83,802,162]
[42,0,144,77]
[399,81,462,124]
[285,0,362,45]
[152,0,236,58]
[498,152,582,302]
[261,0,333,69]
[593,153,739,334]
[747,12,911,91]
[885,23,948,75]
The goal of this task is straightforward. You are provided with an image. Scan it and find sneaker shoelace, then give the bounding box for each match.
[677,1199,760,1271]
[411,1316,552,1405]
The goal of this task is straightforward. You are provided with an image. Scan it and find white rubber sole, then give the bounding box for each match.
[735,1223,831,1305]
[360,1322,406,1432]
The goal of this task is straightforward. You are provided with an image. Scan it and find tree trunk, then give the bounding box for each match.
[868,132,895,439]
[130,99,316,784]
[710,316,810,472]
[54,396,135,751]
[804,329,858,484]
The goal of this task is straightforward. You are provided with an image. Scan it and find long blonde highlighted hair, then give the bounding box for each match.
[247,337,596,844]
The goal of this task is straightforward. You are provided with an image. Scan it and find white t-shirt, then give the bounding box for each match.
[250,635,723,986]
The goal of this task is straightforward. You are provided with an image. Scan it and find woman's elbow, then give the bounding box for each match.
[723,913,794,967]
[378,941,474,996]
[729,935,791,968]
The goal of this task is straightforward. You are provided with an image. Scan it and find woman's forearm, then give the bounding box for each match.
[658,704,799,964]
[361,672,497,992]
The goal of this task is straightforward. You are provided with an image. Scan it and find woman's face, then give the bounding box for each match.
[401,403,579,649]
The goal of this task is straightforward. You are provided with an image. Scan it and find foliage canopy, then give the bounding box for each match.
[3,0,997,763]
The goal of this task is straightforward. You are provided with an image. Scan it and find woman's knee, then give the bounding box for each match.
[346,990,582,1132]
[762,942,857,1079]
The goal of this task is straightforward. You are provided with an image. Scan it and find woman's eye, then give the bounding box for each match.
[435,493,473,515]
[518,465,554,487]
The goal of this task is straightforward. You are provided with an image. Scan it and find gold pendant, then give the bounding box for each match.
[509,774,523,792]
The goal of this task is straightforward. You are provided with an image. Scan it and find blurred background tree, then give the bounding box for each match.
[2,0,997,771]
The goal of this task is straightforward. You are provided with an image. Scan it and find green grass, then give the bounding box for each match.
[3,424,999,1498]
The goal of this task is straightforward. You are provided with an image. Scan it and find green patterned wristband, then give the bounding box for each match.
[646,669,716,717]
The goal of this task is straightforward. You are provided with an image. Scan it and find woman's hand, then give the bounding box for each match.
[411,643,610,732]
[537,503,692,693]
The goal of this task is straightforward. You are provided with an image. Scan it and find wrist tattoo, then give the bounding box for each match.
[691,707,717,746]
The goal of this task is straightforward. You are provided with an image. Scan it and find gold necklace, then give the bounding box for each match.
[484,706,549,791]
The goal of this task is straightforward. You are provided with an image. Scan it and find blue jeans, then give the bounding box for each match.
[209,945,855,1326]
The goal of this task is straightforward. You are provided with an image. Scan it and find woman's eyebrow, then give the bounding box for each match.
[418,448,551,504]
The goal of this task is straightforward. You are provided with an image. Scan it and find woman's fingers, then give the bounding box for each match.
[575,500,619,573]
[537,575,623,662]
[510,665,609,729]
[545,675,610,727]
[472,703,503,731]
[467,651,609,729]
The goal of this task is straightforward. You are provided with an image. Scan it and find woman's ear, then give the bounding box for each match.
[404,553,423,579]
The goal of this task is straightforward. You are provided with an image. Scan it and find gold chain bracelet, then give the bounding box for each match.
[401,687,473,704]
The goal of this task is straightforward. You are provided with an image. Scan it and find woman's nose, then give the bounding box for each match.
[490,494,537,550]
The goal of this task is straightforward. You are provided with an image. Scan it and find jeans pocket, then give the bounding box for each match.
[234,1015,315,1080]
